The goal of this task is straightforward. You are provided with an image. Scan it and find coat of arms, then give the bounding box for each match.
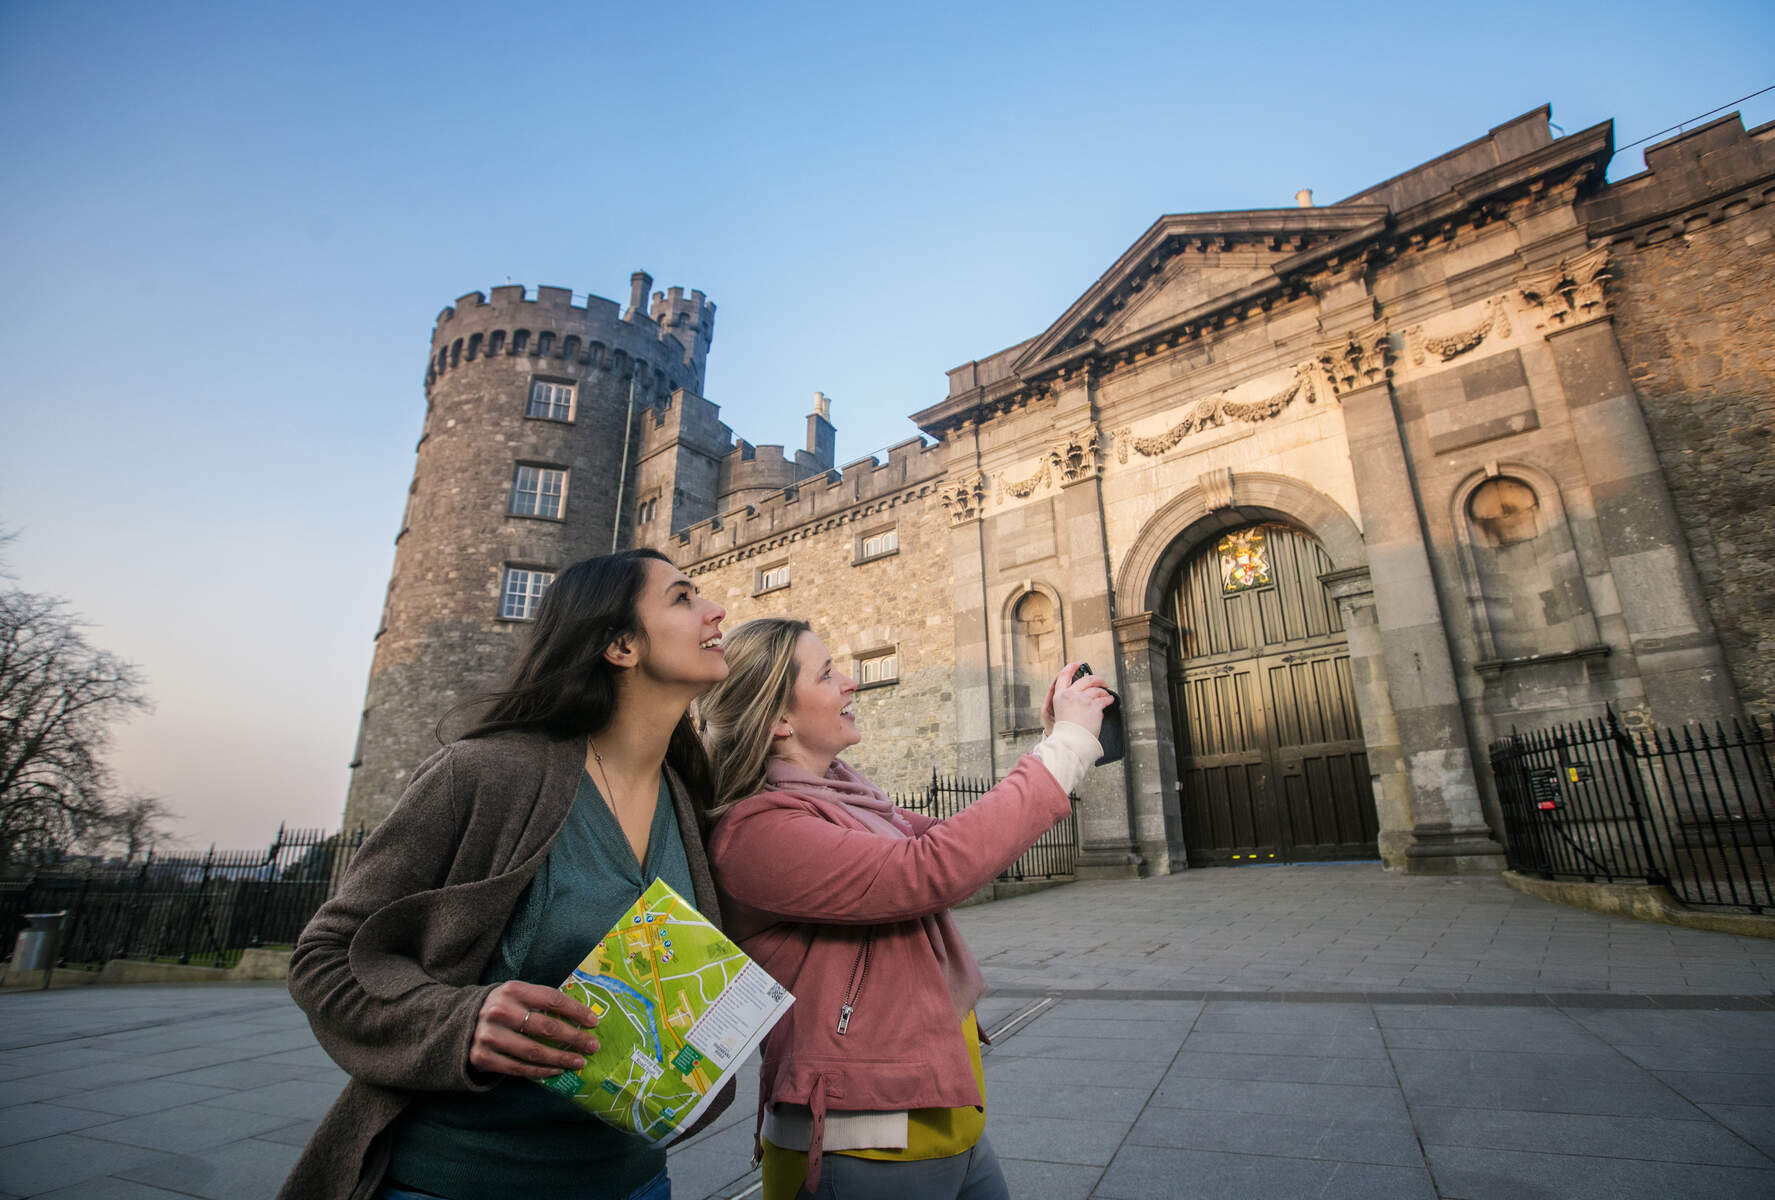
[1217,528,1271,593]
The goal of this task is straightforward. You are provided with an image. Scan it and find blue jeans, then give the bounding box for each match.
[379,1171,668,1200]
[795,1137,1008,1200]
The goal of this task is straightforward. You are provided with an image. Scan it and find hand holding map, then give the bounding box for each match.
[531,878,794,1145]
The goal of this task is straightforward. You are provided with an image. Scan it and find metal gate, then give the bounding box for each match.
[1167,523,1377,865]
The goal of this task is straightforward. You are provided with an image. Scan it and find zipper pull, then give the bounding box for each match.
[837,1004,853,1035]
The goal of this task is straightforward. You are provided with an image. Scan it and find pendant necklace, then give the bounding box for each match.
[588,738,618,805]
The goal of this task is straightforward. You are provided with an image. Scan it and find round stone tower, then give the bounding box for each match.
[342,276,716,831]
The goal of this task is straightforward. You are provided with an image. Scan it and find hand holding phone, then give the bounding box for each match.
[1072,662,1125,766]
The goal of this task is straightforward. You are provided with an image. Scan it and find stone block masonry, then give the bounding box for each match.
[344,108,1770,893]
[344,278,713,831]
[1588,114,1775,718]
[675,444,957,797]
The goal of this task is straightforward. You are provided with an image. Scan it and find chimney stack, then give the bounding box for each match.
[627,270,653,317]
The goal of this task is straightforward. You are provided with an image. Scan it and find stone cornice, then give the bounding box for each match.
[681,481,941,574]
[914,125,1613,441]
[1387,121,1612,244]
[1014,209,1391,375]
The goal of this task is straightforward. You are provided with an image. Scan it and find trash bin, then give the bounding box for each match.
[11,911,67,972]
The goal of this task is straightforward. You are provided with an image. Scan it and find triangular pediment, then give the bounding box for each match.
[1014,207,1388,373]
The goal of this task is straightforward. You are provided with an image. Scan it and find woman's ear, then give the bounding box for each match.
[604,637,638,669]
[772,715,794,740]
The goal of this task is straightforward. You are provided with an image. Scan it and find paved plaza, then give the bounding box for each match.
[4,863,1775,1198]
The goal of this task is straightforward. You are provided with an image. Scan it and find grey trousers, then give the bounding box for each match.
[792,1136,1010,1200]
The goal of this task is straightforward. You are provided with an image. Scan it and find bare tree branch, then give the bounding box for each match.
[0,572,150,874]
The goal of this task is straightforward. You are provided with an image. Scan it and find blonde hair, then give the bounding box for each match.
[699,617,811,814]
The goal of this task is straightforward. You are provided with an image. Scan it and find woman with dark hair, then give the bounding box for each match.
[698,618,1111,1200]
[279,549,731,1200]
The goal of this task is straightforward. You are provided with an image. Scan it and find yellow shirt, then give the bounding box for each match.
[759,1011,987,1199]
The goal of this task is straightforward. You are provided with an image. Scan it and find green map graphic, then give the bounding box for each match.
[533,877,790,1144]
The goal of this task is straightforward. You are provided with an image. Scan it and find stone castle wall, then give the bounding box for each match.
[345,108,1770,878]
[671,439,955,795]
[343,280,712,830]
[1583,115,1775,717]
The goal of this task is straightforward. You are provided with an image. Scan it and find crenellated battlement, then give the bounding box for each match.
[649,285,717,365]
[425,275,714,393]
[674,435,944,566]
[642,387,735,456]
[721,439,836,498]
[1581,111,1775,245]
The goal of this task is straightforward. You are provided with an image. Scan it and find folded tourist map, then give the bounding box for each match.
[532,877,794,1145]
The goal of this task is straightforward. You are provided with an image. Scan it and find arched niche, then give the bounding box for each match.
[1449,463,1602,666]
[998,582,1067,733]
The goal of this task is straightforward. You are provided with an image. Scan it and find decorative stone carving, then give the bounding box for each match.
[939,473,987,524]
[1112,369,1314,462]
[1316,321,1393,397]
[1408,298,1512,366]
[1046,426,1102,484]
[1515,246,1611,331]
[1199,467,1234,512]
[995,462,1051,503]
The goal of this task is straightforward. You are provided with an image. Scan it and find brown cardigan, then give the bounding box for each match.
[278,729,728,1200]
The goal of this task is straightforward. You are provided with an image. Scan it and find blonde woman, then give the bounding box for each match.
[699,618,1110,1200]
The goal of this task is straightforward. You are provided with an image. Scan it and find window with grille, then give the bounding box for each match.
[857,649,899,686]
[500,567,554,620]
[510,465,567,519]
[527,380,575,421]
[858,528,899,562]
[757,563,790,593]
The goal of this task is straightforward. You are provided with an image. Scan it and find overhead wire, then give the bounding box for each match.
[1615,84,1775,153]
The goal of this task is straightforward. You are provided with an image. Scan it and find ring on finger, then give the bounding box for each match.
[518,1009,536,1036]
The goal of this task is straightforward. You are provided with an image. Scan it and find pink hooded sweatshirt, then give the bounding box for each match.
[706,754,1071,1190]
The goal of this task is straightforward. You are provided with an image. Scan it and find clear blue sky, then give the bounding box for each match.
[2,0,1770,848]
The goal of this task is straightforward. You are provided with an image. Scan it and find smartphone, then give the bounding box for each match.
[1075,662,1125,766]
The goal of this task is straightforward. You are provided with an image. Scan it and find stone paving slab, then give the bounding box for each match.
[2,865,1773,1197]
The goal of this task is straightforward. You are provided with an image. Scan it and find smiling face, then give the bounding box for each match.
[775,631,860,772]
[625,558,728,691]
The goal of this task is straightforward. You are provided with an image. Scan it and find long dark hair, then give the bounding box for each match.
[449,548,712,806]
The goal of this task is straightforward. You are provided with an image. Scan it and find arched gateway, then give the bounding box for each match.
[1112,473,1400,873]
[1163,522,1377,864]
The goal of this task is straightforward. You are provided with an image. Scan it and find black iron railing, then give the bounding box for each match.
[894,771,1079,882]
[1490,710,1775,912]
[0,824,364,968]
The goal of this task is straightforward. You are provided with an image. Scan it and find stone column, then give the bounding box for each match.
[1113,611,1182,874]
[1523,250,1741,725]
[1321,566,1413,869]
[940,435,995,777]
[1049,417,1143,878]
[1325,323,1505,873]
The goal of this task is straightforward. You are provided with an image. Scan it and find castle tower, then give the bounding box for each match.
[343,277,715,831]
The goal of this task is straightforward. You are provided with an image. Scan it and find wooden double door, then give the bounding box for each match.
[1166,523,1378,865]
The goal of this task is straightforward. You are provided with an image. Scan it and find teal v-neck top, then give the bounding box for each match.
[387,770,693,1200]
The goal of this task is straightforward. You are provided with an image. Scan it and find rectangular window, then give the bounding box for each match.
[510,465,567,519]
[527,380,575,421]
[857,649,899,686]
[858,528,899,562]
[757,563,790,593]
[500,567,555,620]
